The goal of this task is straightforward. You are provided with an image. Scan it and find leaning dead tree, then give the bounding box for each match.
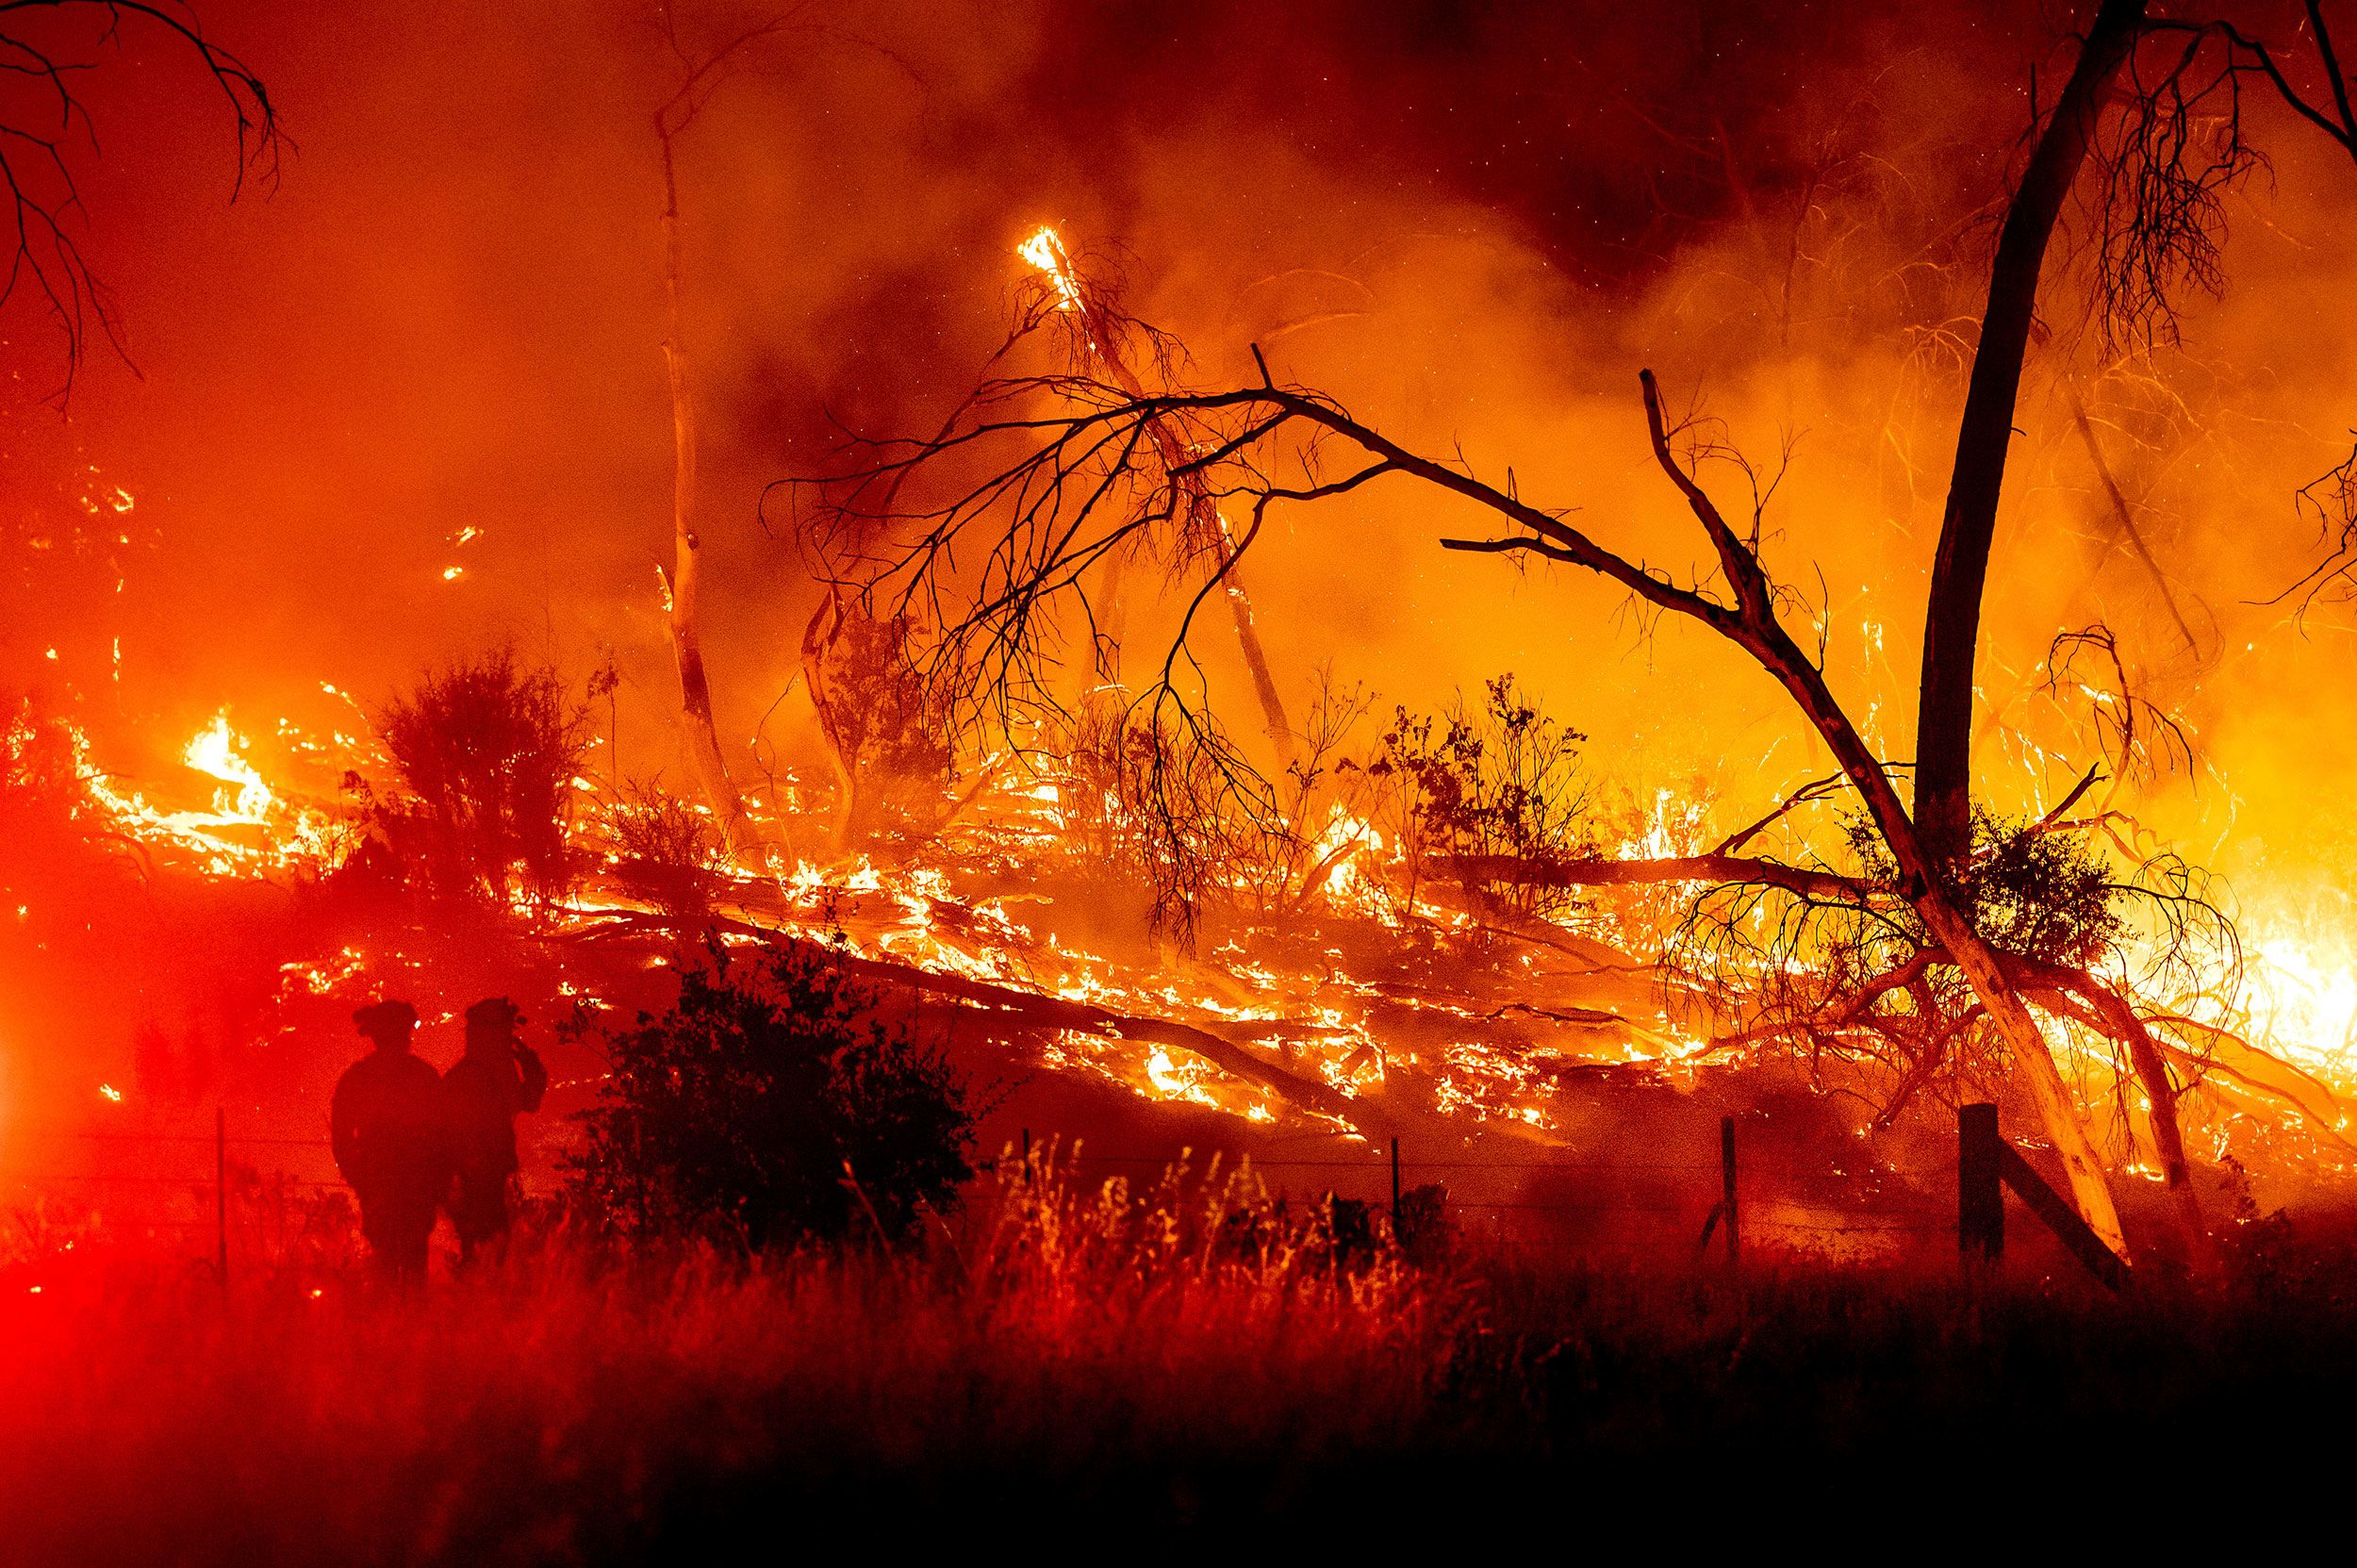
[1014,227,1297,764]
[0,0,281,400]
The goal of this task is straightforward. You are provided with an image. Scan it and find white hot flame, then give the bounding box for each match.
[184,714,273,822]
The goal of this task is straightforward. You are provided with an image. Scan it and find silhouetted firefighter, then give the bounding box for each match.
[442,997,548,1262]
[330,1000,448,1286]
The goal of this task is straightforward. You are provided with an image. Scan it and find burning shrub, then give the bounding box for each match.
[1039,689,1273,935]
[605,784,729,919]
[1032,672,1387,936]
[354,650,590,908]
[1365,674,1596,919]
[1843,808,2126,972]
[564,938,979,1246]
[1223,671,1386,919]
[806,606,956,846]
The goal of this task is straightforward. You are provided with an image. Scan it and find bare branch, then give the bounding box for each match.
[0,1,283,400]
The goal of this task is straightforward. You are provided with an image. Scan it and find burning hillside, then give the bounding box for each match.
[8,0,2357,1297]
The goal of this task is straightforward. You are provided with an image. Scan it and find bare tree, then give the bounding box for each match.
[0,0,281,400]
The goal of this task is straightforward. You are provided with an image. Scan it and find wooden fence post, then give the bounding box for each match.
[1997,1142,2131,1293]
[1959,1102,2003,1276]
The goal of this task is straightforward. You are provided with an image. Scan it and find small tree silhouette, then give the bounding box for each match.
[358,650,590,908]
[565,938,979,1247]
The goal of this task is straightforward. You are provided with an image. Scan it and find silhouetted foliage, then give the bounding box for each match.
[606,784,729,918]
[1845,808,2126,971]
[1365,674,1594,918]
[353,651,590,908]
[0,0,281,400]
[565,939,979,1247]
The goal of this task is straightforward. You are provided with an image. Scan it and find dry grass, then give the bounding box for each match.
[0,1153,1452,1561]
[4,1156,2355,1560]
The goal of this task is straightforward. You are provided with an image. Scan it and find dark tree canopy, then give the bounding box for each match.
[360,649,591,909]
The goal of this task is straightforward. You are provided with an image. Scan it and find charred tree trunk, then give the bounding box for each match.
[1210,530,1294,764]
[799,588,865,849]
[657,122,762,860]
[1914,0,2147,872]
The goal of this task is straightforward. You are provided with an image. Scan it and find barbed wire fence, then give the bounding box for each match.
[3,1110,1969,1284]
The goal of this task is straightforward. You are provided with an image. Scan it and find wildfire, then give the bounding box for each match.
[183,713,273,822]
[1017,225,1085,314]
[2244,918,2357,1086]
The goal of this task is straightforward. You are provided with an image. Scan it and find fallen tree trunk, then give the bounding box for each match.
[1433,851,1875,903]
[581,909,1396,1137]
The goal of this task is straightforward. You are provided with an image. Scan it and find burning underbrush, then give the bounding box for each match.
[7,619,2357,1267]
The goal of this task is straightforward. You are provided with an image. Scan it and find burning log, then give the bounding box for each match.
[1432,851,1874,905]
[581,909,1399,1138]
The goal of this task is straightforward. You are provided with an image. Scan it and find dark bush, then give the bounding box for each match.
[356,650,590,907]
[564,939,979,1247]
[1366,673,1594,918]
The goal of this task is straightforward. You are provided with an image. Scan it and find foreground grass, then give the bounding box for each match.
[5,1162,2357,1560]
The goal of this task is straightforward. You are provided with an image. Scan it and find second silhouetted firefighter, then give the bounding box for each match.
[442,996,547,1261]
